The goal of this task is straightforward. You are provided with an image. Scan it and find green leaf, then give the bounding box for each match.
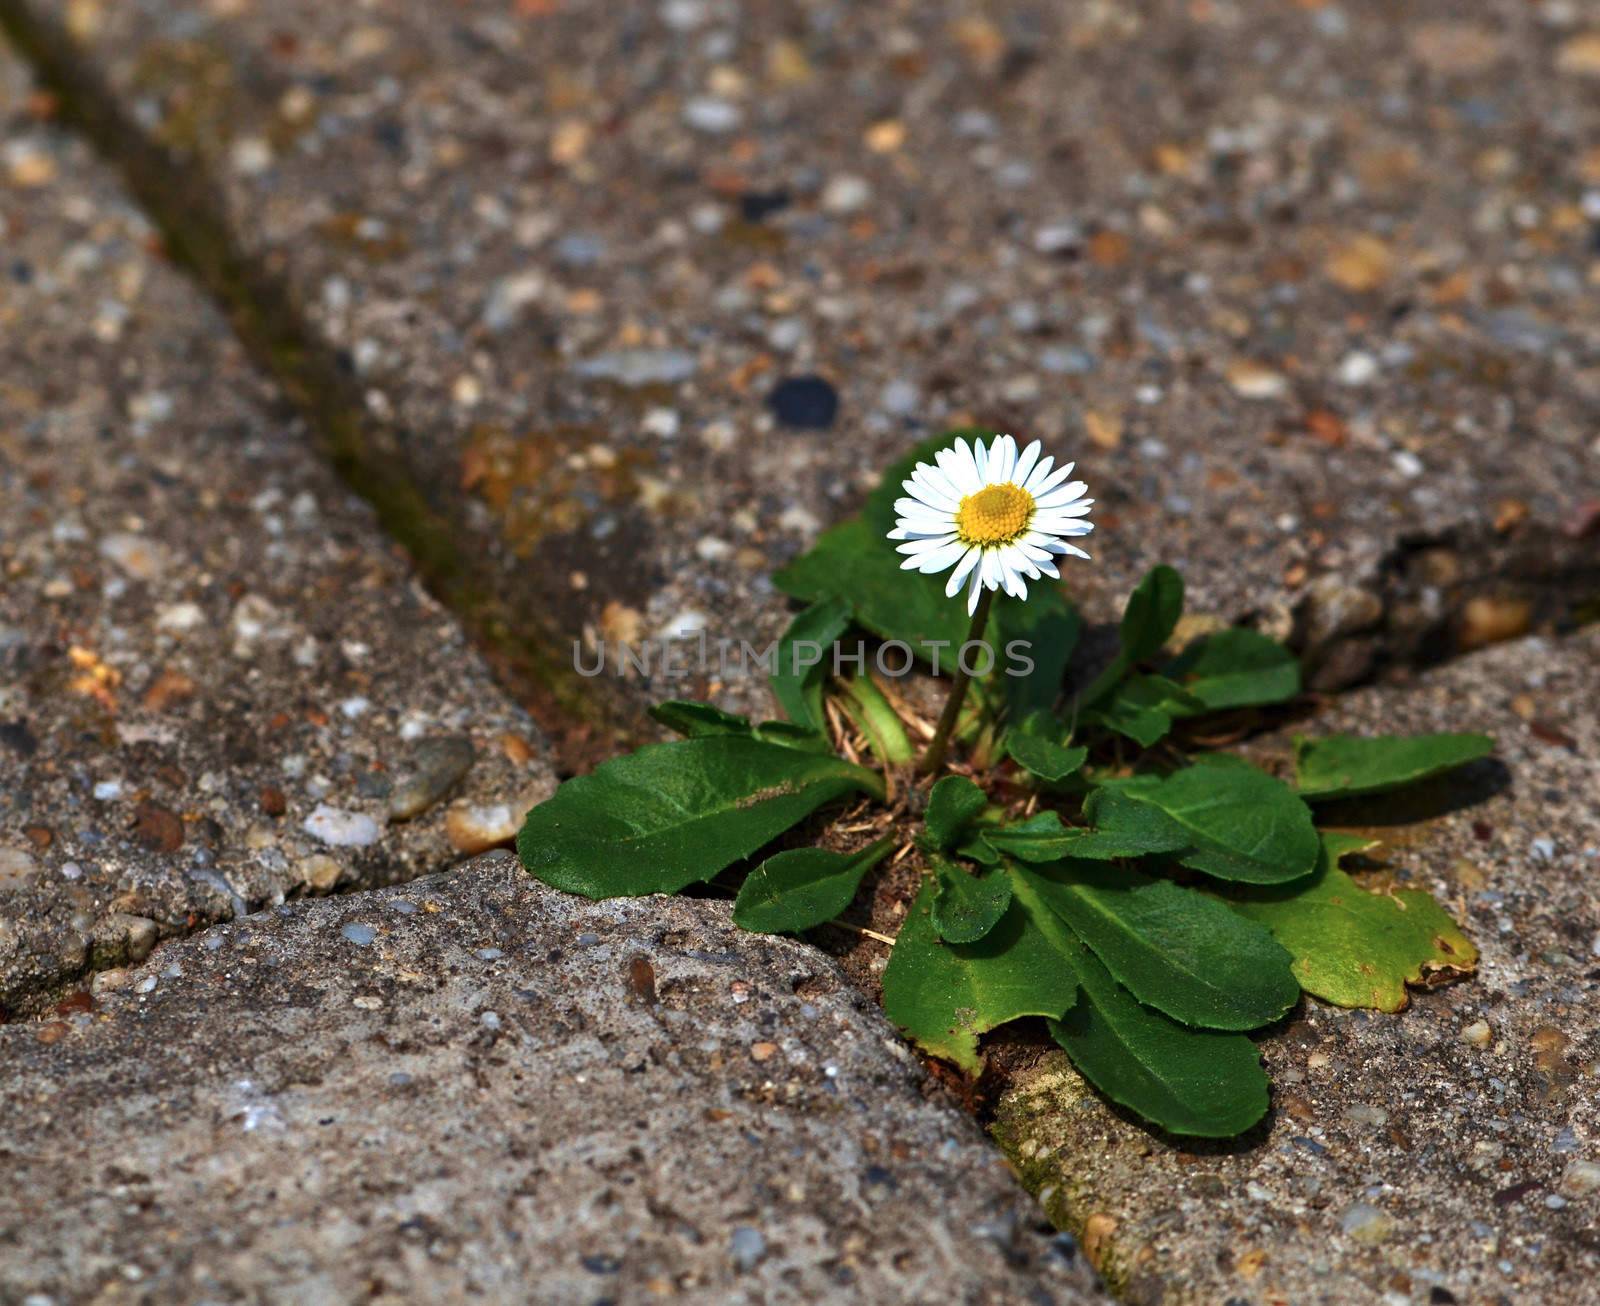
[883,876,1080,1076]
[954,832,1003,865]
[1166,629,1301,711]
[770,597,853,731]
[750,720,835,753]
[1096,757,1320,884]
[1225,834,1478,1011]
[1046,951,1271,1138]
[931,859,1013,944]
[650,699,753,739]
[995,584,1081,720]
[651,701,831,754]
[773,516,971,660]
[1023,862,1299,1030]
[1006,714,1088,782]
[1085,674,1205,748]
[924,775,988,850]
[733,837,895,934]
[1120,565,1185,663]
[516,737,883,899]
[1081,565,1185,704]
[985,801,1188,863]
[1294,732,1495,800]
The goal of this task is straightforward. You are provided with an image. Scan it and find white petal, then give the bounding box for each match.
[945,546,982,597]
[914,539,969,574]
[934,446,978,496]
[1012,439,1042,487]
[991,434,1016,483]
[973,438,989,480]
[896,533,959,555]
[910,466,961,506]
[981,550,1003,591]
[1031,461,1078,495]
[1023,455,1055,492]
[1035,482,1089,508]
[1059,543,1092,560]
[966,567,985,615]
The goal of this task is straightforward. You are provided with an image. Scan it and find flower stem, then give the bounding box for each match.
[918,586,995,774]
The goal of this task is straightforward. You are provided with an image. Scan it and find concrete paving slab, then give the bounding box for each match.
[0,46,556,1013]
[993,628,1600,1305]
[0,851,1101,1305]
[2,0,1593,710]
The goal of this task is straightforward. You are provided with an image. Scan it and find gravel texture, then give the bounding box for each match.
[0,851,1101,1306]
[0,48,555,1014]
[2,0,1593,713]
[994,629,1600,1305]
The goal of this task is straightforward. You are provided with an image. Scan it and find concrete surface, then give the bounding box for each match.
[0,46,555,1014]
[0,851,1101,1306]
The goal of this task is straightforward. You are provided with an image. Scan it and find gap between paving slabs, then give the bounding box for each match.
[0,0,638,774]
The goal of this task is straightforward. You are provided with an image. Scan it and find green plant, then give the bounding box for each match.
[517,430,1489,1137]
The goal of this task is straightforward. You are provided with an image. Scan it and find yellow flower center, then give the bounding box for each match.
[956,482,1034,546]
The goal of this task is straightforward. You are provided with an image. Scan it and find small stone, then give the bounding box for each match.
[445,801,519,855]
[1558,1161,1600,1196]
[303,805,382,848]
[1336,351,1379,386]
[1461,1019,1492,1047]
[864,119,905,153]
[156,602,205,632]
[1339,1202,1394,1244]
[573,349,697,387]
[880,379,919,416]
[1325,235,1393,293]
[821,174,872,215]
[1226,360,1290,400]
[1033,222,1082,255]
[0,847,40,891]
[1556,33,1600,79]
[767,375,839,430]
[230,137,274,176]
[340,923,377,947]
[99,533,168,581]
[683,97,741,134]
[388,736,476,821]
[750,1042,779,1062]
[1342,1104,1390,1127]
[1458,595,1533,651]
[729,1226,766,1271]
[298,855,343,892]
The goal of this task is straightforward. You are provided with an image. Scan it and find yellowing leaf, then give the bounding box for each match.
[1224,835,1478,1011]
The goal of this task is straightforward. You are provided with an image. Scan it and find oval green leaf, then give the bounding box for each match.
[883,877,1080,1076]
[924,774,988,850]
[1038,927,1270,1138]
[931,859,1013,944]
[1294,732,1495,800]
[1167,628,1301,711]
[1101,757,1320,884]
[1224,834,1478,1011]
[1006,731,1088,783]
[770,596,853,730]
[516,736,883,899]
[734,837,895,934]
[1021,863,1299,1030]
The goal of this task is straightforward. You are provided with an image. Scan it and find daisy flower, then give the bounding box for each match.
[888,434,1094,614]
